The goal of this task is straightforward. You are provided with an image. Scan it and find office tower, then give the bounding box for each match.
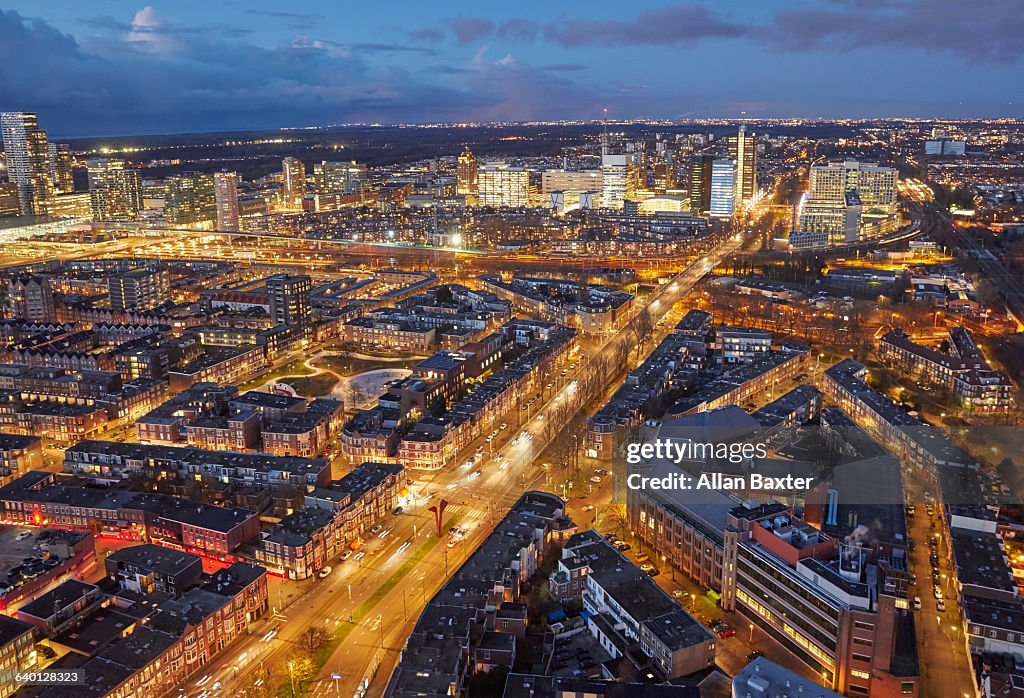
[0,183,19,217]
[265,274,312,327]
[540,169,603,195]
[653,163,677,193]
[48,142,74,194]
[456,149,478,196]
[0,112,52,215]
[708,158,736,218]
[806,160,897,207]
[600,153,627,211]
[47,193,92,219]
[281,157,306,209]
[213,172,240,231]
[313,161,367,196]
[799,160,898,245]
[108,268,170,311]
[6,275,55,322]
[477,163,530,207]
[688,155,714,214]
[164,173,216,225]
[728,125,757,208]
[88,159,142,221]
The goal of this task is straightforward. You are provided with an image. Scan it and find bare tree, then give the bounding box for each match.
[299,625,330,653]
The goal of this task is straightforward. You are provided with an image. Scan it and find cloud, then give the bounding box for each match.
[408,28,444,42]
[764,0,1024,63]
[0,8,600,135]
[445,17,495,46]
[496,19,539,41]
[543,4,746,47]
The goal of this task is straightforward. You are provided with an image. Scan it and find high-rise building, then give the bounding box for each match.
[653,162,677,193]
[6,275,55,322]
[281,157,306,209]
[601,152,627,210]
[806,160,897,208]
[48,142,74,194]
[265,274,312,327]
[728,125,757,208]
[165,173,216,226]
[687,155,714,214]
[0,182,19,217]
[47,193,92,219]
[709,158,736,218]
[109,268,170,312]
[213,172,240,231]
[798,160,899,245]
[477,163,529,207]
[313,161,366,196]
[0,112,52,216]
[88,159,142,221]
[540,169,603,195]
[456,149,478,197]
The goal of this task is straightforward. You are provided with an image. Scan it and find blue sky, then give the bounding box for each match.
[1,0,1022,136]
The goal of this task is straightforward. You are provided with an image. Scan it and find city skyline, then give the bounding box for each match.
[0,1,1023,136]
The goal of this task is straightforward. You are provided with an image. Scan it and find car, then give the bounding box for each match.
[913,596,922,610]
[340,551,353,561]
[370,524,382,534]
[14,532,30,541]
[672,590,685,599]
[612,541,631,551]
[393,506,404,515]
[936,599,946,612]
[906,505,915,516]
[590,476,602,483]
[909,574,917,586]
[485,435,494,442]
[560,370,568,376]
[717,626,736,639]
[746,651,763,662]
[475,446,484,455]
[639,562,655,572]
[594,469,609,476]
[317,566,333,579]
[933,586,943,600]
[446,538,459,548]
[581,504,594,512]
[709,619,725,631]
[499,423,507,430]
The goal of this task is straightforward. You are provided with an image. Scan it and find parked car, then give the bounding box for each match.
[340,551,353,561]
[933,586,943,600]
[393,506,404,515]
[370,524,382,534]
[590,476,602,483]
[717,626,736,639]
[317,566,333,579]
[746,651,763,662]
[913,596,922,610]
[936,599,946,612]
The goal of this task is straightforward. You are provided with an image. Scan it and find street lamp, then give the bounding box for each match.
[749,624,754,642]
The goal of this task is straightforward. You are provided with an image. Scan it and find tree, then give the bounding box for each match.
[299,625,329,653]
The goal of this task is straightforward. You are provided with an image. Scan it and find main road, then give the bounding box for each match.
[174,232,745,698]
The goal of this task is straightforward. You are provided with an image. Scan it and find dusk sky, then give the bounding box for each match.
[1,0,1022,137]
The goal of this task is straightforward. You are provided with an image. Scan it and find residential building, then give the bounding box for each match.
[456,149,478,196]
[105,544,204,596]
[164,172,216,226]
[88,159,142,221]
[213,171,240,231]
[281,157,306,208]
[108,268,170,311]
[0,615,35,698]
[0,111,51,215]
[265,273,312,327]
